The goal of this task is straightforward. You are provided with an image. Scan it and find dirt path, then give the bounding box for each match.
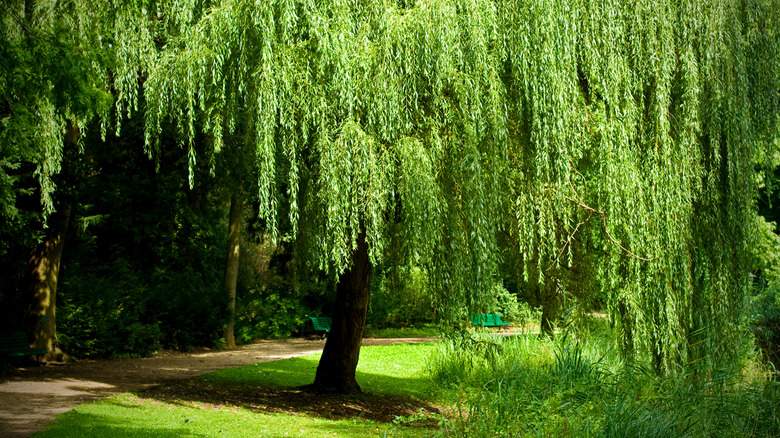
[0,337,435,437]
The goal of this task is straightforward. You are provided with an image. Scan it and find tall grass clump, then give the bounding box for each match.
[601,365,780,438]
[429,316,780,437]
[749,282,780,372]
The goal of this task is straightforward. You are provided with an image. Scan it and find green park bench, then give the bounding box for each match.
[308,316,332,339]
[470,313,511,331]
[0,331,49,358]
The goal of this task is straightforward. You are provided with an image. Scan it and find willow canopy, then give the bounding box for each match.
[3,0,778,389]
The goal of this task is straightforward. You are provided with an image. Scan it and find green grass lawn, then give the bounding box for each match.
[40,393,409,438]
[202,343,433,398]
[37,343,441,438]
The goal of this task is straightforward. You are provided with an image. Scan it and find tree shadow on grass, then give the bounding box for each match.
[141,375,442,427]
[199,353,434,398]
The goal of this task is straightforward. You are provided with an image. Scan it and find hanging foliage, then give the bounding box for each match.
[135,0,779,373]
[0,0,115,218]
[138,0,507,320]
[501,0,779,372]
[5,0,777,374]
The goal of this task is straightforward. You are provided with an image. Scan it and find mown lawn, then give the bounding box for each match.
[37,343,442,438]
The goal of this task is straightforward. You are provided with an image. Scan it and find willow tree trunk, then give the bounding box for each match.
[25,205,71,362]
[223,195,242,349]
[540,279,559,339]
[618,297,635,363]
[311,229,371,393]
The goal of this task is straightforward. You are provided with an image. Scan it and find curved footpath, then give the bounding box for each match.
[0,337,434,437]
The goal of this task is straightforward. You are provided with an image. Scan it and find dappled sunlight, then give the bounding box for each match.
[137,343,441,426]
[142,381,441,425]
[0,378,115,396]
[201,343,437,399]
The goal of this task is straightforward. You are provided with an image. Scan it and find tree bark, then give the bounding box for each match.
[223,195,242,349]
[618,297,635,363]
[310,229,371,393]
[540,279,559,339]
[25,205,71,362]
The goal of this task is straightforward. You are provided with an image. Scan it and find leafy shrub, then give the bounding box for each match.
[123,322,163,357]
[58,297,164,359]
[368,265,435,329]
[145,266,223,349]
[231,240,317,341]
[235,288,311,341]
[470,283,539,328]
[488,283,521,322]
[58,257,152,359]
[749,215,780,370]
[58,254,221,358]
[748,283,780,369]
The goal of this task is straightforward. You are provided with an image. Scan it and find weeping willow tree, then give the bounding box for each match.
[501,0,780,373]
[5,0,777,384]
[112,0,779,384]
[128,0,506,392]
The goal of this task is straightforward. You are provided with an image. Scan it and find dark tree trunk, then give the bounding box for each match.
[618,297,635,363]
[652,334,664,375]
[311,229,371,393]
[540,279,559,339]
[223,195,242,349]
[25,205,71,362]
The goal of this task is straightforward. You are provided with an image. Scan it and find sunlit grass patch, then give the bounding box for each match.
[38,393,433,437]
[203,343,438,398]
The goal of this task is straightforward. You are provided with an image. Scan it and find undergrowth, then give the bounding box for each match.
[428,317,780,438]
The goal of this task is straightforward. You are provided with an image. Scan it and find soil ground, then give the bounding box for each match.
[0,337,436,437]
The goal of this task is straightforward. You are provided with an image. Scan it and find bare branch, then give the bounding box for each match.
[543,177,654,263]
[1,0,57,45]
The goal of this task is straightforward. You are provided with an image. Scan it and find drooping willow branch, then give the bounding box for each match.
[1,0,58,45]
[546,210,595,272]
[544,178,654,264]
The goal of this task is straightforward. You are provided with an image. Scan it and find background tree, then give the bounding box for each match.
[0,0,113,358]
[222,194,242,348]
[212,132,259,349]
